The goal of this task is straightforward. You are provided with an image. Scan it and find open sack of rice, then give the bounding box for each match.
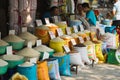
[16,47,40,61]
[34,45,54,59]
[55,22,67,34]
[45,23,58,36]
[1,54,24,69]
[35,25,50,44]
[100,33,119,49]
[3,34,24,50]
[68,51,85,67]
[37,60,50,80]
[18,32,38,46]
[70,33,79,44]
[60,35,73,50]
[76,32,87,40]
[73,44,91,65]
[53,52,71,76]
[0,59,8,75]
[46,58,61,80]
[49,37,65,52]
[17,62,37,80]
[84,41,97,62]
[0,39,9,54]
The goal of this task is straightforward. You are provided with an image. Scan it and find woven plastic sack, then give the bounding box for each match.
[73,46,91,65]
[49,37,65,52]
[95,43,105,62]
[53,54,71,76]
[69,52,85,67]
[47,58,61,80]
[37,61,50,80]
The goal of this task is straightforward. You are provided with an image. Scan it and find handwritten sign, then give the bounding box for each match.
[66,27,71,35]
[27,41,32,48]
[49,31,56,39]
[42,52,50,60]
[36,20,43,26]
[73,26,78,33]
[7,46,12,55]
[36,40,42,46]
[22,27,27,33]
[45,18,50,24]
[78,37,84,43]
[57,28,63,36]
[9,30,15,35]
[71,39,76,45]
[63,45,70,53]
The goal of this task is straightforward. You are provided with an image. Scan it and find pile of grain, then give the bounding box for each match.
[19,32,38,40]
[36,25,49,30]
[70,33,79,38]
[0,59,8,66]
[60,35,73,39]
[53,52,66,57]
[50,37,64,42]
[19,62,34,67]
[2,55,24,61]
[0,39,9,46]
[16,47,40,58]
[3,34,24,42]
[84,41,94,45]
[34,45,54,52]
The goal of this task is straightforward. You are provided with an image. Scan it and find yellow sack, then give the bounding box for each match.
[95,43,105,62]
[37,61,50,80]
[49,37,65,52]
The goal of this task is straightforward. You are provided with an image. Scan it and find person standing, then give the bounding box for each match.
[82,2,96,26]
[112,0,120,20]
[76,3,90,29]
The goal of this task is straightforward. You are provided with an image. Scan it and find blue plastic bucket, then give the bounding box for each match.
[17,64,37,80]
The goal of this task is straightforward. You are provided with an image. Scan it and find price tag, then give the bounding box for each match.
[48,31,56,39]
[36,20,43,26]
[71,39,76,45]
[63,45,70,53]
[7,46,12,55]
[9,30,15,35]
[42,52,50,60]
[36,40,42,47]
[30,58,37,63]
[86,36,90,41]
[54,16,59,23]
[0,32,1,39]
[22,27,27,33]
[78,37,84,43]
[61,21,67,25]
[45,18,50,24]
[73,26,78,33]
[70,15,75,20]
[66,27,71,35]
[57,28,63,36]
[27,41,32,48]
[80,24,84,31]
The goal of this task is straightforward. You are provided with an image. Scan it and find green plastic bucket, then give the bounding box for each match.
[107,49,119,64]
[0,65,8,75]
[8,41,24,50]
[39,51,54,60]
[0,45,7,55]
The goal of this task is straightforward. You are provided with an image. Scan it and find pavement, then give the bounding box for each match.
[61,63,120,80]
